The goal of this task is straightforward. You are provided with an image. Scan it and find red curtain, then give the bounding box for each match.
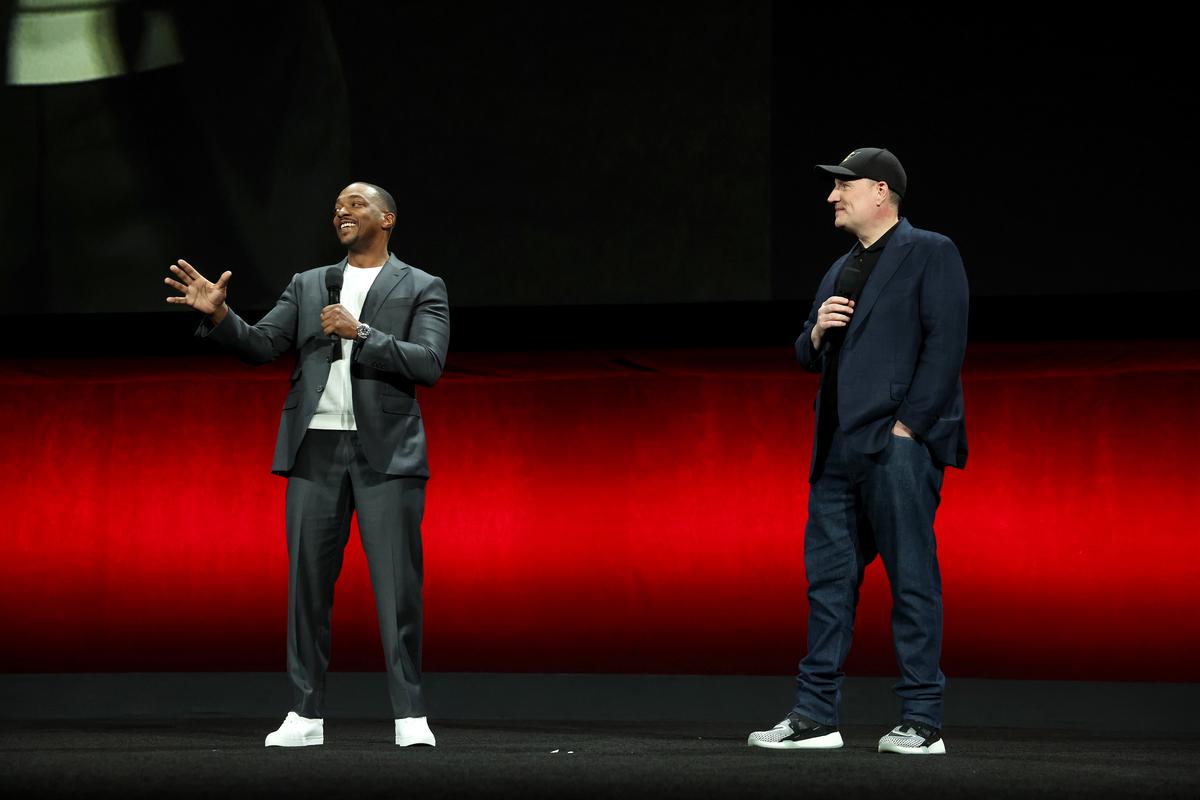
[2,342,1198,679]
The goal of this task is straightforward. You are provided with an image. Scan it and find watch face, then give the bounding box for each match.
[357,323,370,340]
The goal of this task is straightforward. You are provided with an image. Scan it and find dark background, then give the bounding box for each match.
[2,2,1195,349]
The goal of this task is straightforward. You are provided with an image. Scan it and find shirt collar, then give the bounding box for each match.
[850,220,900,256]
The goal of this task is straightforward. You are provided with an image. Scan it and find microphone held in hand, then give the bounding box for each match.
[325,267,343,305]
[823,260,868,354]
[325,267,344,361]
[836,261,867,301]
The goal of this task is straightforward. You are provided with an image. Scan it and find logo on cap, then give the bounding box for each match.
[841,150,860,165]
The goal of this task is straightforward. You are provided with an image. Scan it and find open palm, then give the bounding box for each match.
[165,259,231,314]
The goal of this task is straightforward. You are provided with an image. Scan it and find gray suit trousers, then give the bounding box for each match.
[285,429,426,719]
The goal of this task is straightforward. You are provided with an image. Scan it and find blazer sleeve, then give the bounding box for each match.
[794,295,823,373]
[796,261,842,373]
[354,276,450,387]
[895,238,969,438]
[196,274,300,364]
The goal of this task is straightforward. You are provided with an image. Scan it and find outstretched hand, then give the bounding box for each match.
[165,259,231,320]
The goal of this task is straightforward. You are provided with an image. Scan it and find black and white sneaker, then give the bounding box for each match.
[747,714,843,750]
[877,721,946,755]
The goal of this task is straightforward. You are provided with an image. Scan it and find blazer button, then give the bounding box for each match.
[316,385,324,392]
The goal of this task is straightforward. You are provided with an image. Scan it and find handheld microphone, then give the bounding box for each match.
[326,266,343,305]
[836,261,867,300]
[822,260,868,355]
[325,267,344,361]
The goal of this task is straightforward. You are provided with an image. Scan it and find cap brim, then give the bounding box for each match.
[815,164,860,180]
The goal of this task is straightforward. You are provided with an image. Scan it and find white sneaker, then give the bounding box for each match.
[877,721,946,755]
[265,712,324,747]
[747,714,844,750]
[394,716,436,747]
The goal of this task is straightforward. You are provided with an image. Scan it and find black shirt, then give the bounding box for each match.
[816,221,900,457]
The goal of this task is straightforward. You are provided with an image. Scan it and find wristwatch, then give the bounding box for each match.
[355,322,371,342]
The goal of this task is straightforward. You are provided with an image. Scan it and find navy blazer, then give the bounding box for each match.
[796,218,968,477]
[200,254,450,477]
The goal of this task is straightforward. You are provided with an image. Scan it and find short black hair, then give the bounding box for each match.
[357,182,396,214]
[360,183,393,214]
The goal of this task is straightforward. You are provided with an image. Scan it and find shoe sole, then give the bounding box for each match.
[265,735,324,747]
[395,737,436,747]
[747,731,844,750]
[878,739,946,755]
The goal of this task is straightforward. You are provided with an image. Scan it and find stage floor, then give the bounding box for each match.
[3,674,1199,798]
[3,718,1198,799]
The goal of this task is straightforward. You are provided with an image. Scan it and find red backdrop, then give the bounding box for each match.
[2,342,1198,679]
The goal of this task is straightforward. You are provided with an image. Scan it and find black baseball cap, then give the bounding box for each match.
[815,147,907,198]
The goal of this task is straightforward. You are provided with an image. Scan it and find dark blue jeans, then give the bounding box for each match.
[792,428,946,728]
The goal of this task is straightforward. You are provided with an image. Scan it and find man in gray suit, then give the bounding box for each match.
[165,181,449,747]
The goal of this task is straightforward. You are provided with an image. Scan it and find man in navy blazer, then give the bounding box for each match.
[165,182,449,749]
[748,149,968,755]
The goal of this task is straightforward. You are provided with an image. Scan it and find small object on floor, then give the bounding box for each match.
[747,713,844,749]
[264,712,324,747]
[877,721,946,755]
[395,716,436,747]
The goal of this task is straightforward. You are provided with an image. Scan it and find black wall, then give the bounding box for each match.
[3,2,1195,350]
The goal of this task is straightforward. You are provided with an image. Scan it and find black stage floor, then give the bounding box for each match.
[3,718,1198,799]
[4,675,1198,799]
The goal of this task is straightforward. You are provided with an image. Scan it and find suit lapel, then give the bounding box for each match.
[359,254,410,325]
[845,219,913,342]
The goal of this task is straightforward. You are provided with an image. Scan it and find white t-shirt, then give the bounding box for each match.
[308,264,383,431]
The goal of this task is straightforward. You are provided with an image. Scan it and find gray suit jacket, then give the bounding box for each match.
[200,254,450,477]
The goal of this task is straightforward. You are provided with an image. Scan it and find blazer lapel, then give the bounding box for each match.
[359,254,410,325]
[845,218,914,342]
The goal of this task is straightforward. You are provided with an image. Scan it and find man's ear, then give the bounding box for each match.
[382,211,396,230]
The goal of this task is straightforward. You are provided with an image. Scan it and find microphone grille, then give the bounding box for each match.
[325,267,344,291]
